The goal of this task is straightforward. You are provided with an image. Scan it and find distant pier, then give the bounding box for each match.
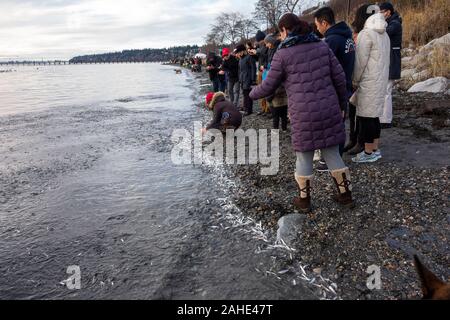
[0,60,164,66]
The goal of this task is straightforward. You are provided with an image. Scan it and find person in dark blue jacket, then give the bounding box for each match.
[234,44,256,116]
[380,2,403,128]
[314,6,356,171]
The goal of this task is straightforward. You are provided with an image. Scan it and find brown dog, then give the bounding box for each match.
[414,255,450,300]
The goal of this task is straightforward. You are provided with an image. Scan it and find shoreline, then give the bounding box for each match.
[193,68,449,300]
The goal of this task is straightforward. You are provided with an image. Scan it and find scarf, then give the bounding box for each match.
[279,32,320,49]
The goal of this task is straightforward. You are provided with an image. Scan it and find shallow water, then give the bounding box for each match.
[0,64,317,299]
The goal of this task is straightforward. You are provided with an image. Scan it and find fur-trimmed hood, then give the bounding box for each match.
[208,91,226,109]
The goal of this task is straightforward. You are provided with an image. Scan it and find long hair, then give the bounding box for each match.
[352,4,379,33]
[278,13,311,36]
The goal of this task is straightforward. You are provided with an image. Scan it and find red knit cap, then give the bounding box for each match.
[222,48,230,57]
[205,92,215,106]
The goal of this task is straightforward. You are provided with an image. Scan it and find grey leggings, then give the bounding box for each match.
[296,145,346,176]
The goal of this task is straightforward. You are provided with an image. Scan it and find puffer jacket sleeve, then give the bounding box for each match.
[328,48,348,111]
[353,30,373,86]
[250,51,284,100]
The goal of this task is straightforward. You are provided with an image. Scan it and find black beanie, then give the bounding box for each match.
[379,2,394,13]
[233,44,246,54]
[255,30,266,42]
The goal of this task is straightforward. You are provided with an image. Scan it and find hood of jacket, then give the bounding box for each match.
[209,92,225,109]
[325,21,353,39]
[365,13,387,34]
[279,32,320,49]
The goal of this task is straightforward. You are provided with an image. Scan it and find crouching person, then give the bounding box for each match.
[250,14,355,213]
[202,92,242,134]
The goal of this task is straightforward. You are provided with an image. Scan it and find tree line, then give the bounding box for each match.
[69,46,199,63]
[205,0,321,47]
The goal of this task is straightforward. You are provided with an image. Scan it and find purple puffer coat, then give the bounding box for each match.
[250,35,348,153]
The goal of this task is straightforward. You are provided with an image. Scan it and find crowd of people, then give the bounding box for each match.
[200,2,403,213]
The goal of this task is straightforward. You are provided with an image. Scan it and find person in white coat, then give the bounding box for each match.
[350,4,390,163]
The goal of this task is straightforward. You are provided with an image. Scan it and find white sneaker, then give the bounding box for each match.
[352,151,379,163]
[374,149,382,160]
[313,150,321,162]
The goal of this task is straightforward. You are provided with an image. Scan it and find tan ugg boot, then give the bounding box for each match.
[330,167,355,208]
[293,174,313,213]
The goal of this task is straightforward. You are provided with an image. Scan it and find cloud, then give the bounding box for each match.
[0,0,255,60]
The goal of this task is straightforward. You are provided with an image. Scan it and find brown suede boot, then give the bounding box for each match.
[330,168,355,208]
[293,174,313,213]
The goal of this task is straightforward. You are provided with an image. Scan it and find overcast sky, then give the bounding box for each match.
[0,0,259,60]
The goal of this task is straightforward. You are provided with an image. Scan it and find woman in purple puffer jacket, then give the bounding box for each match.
[250,13,355,212]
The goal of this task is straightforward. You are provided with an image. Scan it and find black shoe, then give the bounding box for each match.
[347,143,364,156]
[343,141,357,153]
[381,123,392,129]
[316,161,329,172]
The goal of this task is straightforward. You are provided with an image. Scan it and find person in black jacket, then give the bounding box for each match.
[314,6,356,170]
[234,44,256,116]
[221,48,240,108]
[380,2,402,128]
[206,52,222,92]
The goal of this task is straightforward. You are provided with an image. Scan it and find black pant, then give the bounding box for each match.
[349,103,358,144]
[272,106,288,130]
[242,89,253,114]
[357,116,381,144]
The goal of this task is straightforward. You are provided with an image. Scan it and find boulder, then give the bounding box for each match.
[420,33,450,54]
[276,214,306,246]
[411,69,431,81]
[401,68,416,79]
[401,56,418,69]
[408,77,449,93]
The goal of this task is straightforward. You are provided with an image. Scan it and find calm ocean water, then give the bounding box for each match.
[0,64,315,299]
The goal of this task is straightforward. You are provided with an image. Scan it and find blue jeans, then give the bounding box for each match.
[212,78,219,92]
[228,78,240,108]
[219,78,227,93]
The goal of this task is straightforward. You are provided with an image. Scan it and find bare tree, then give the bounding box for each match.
[285,0,301,13]
[237,18,259,41]
[213,12,246,45]
[205,24,225,46]
[253,0,285,30]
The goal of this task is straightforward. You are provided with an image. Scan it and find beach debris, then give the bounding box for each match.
[276,214,305,247]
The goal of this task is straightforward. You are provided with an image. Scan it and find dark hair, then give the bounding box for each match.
[314,6,336,25]
[352,4,377,33]
[310,22,323,39]
[245,41,254,50]
[278,13,311,36]
[379,2,394,14]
